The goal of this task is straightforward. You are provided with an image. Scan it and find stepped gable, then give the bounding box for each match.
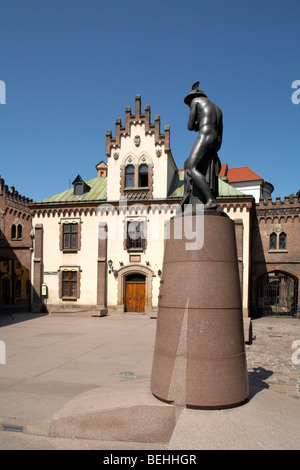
[105,94,170,157]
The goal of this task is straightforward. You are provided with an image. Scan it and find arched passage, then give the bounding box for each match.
[257,271,298,316]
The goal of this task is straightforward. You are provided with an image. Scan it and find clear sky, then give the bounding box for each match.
[0,0,299,202]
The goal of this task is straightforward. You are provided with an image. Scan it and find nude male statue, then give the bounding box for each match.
[180,82,223,211]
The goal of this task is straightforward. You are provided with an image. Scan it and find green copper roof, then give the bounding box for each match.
[168,170,245,198]
[38,171,244,205]
[39,177,107,203]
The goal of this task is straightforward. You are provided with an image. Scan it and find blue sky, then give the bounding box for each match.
[0,0,299,202]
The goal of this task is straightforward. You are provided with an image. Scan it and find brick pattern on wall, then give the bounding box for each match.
[0,176,32,271]
[97,223,107,307]
[253,195,300,313]
[32,224,43,312]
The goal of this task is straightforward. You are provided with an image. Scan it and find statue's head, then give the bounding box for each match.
[184,81,207,106]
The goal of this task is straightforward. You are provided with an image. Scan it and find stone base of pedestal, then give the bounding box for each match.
[150,213,249,409]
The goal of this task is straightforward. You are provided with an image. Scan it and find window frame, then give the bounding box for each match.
[126,220,146,251]
[62,270,78,298]
[279,232,287,250]
[138,164,149,188]
[125,164,135,188]
[60,219,81,253]
[59,267,81,300]
[269,232,277,250]
[269,231,288,252]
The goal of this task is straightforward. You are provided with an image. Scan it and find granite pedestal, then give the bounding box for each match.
[151,212,249,408]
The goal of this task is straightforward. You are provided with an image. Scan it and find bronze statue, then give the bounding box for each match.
[179,82,223,212]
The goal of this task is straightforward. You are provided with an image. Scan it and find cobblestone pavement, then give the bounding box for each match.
[246,316,300,400]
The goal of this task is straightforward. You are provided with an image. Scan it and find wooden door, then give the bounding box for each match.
[125,282,145,312]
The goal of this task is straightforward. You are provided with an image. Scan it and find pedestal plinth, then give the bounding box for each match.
[150,213,249,408]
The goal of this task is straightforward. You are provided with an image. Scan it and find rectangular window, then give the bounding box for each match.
[62,271,78,297]
[126,221,146,250]
[63,223,78,250]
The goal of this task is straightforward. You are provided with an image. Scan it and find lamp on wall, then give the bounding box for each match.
[119,261,124,267]
[108,260,113,273]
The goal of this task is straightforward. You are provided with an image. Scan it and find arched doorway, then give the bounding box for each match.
[125,273,146,313]
[257,271,298,316]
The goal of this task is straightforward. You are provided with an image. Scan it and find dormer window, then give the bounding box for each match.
[74,183,83,195]
[72,175,91,196]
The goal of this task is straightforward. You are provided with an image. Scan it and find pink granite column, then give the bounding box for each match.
[151,214,249,408]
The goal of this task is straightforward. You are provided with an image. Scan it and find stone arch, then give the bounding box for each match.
[137,150,154,166]
[117,264,154,313]
[256,269,299,317]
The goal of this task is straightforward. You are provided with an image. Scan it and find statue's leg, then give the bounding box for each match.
[186,138,218,209]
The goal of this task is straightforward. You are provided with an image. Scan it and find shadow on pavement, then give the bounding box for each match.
[247,366,273,400]
[0,306,48,327]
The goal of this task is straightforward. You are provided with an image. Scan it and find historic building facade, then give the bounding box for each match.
[29,95,255,316]
[0,177,32,307]
[252,194,300,316]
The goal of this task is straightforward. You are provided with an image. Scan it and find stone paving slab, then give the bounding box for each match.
[0,312,299,450]
[246,317,300,400]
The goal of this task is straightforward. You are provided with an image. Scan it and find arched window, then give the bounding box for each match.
[125,165,135,188]
[279,232,287,249]
[17,224,22,239]
[138,164,148,187]
[11,224,16,240]
[269,232,277,250]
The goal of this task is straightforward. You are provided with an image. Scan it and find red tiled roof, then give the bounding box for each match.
[220,164,262,182]
[179,164,263,182]
[219,163,228,178]
[227,167,263,182]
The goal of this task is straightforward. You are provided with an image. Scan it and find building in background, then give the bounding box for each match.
[220,164,274,203]
[2,95,297,318]
[29,95,255,317]
[0,177,32,308]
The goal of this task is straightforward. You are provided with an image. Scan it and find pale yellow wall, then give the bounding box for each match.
[224,207,251,316]
[107,122,174,201]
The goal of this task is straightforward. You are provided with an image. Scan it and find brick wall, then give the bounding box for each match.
[252,195,300,314]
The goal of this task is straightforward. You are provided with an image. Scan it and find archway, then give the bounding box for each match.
[124,273,146,313]
[117,264,154,314]
[257,271,298,316]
